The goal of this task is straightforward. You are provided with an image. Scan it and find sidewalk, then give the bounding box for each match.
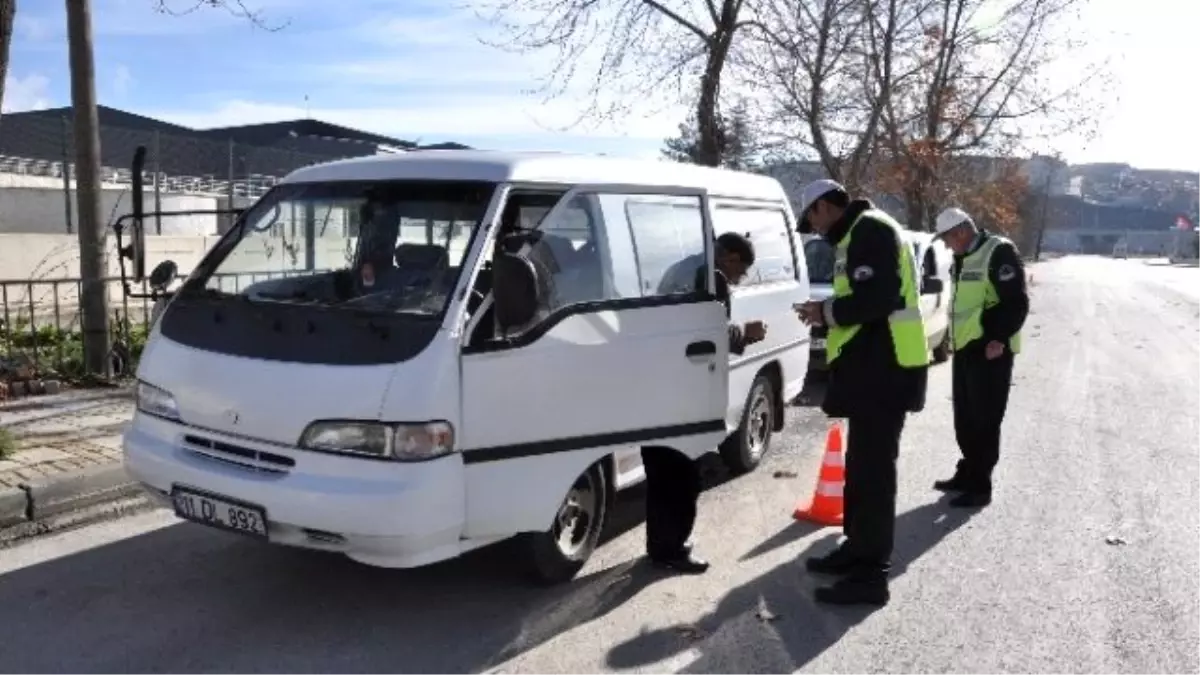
[0,387,137,528]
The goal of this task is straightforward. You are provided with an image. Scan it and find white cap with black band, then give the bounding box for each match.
[799,179,846,216]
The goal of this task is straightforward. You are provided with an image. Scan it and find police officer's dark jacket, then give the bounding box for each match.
[951,230,1030,357]
[819,199,928,416]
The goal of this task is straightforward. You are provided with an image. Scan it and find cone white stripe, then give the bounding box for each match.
[816,481,843,497]
[823,452,844,468]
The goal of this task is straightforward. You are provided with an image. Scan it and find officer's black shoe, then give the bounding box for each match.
[804,546,860,576]
[814,576,890,607]
[933,476,969,492]
[949,491,992,508]
[651,553,710,575]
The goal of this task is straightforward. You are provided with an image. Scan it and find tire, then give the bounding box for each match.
[931,329,952,364]
[523,462,609,585]
[719,372,776,475]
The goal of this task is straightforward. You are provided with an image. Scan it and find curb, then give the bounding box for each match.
[0,486,28,528]
[16,463,141,522]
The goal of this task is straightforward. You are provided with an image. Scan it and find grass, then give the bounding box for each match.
[0,427,16,461]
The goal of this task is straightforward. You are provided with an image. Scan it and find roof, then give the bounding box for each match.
[0,106,470,182]
[282,150,788,201]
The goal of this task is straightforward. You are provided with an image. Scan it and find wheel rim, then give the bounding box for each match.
[745,386,772,462]
[552,471,599,557]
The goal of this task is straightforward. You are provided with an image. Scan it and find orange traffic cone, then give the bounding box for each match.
[793,423,846,526]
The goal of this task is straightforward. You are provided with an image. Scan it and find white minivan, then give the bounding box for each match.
[119,150,811,582]
[801,226,952,370]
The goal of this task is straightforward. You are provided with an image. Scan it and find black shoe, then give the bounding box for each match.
[651,553,710,574]
[933,476,969,492]
[804,546,860,576]
[814,576,890,607]
[949,491,992,508]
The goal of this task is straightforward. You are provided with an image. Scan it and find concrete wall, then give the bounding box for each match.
[0,172,254,236]
[1040,229,1183,255]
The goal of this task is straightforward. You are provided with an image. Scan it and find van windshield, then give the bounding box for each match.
[187,180,495,317]
[804,237,835,283]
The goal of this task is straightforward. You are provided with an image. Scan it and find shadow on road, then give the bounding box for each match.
[604,495,976,673]
[0,454,746,674]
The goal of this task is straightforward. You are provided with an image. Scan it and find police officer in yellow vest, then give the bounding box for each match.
[932,207,1029,508]
[794,180,929,607]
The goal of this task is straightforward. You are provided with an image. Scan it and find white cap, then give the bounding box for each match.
[934,207,974,236]
[798,179,845,215]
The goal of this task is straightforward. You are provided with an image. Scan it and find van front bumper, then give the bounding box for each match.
[122,412,479,569]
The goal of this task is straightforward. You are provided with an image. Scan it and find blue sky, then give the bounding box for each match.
[4,0,1198,171]
[6,0,679,158]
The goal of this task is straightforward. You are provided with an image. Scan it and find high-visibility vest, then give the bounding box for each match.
[951,235,1023,353]
[826,210,929,368]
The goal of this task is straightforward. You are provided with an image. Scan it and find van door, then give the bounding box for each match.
[458,185,730,538]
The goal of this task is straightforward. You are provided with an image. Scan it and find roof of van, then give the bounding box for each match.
[281,149,788,202]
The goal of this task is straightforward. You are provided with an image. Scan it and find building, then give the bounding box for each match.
[0,106,471,236]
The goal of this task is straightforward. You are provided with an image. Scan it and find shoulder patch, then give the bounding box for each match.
[997,264,1016,282]
[852,265,875,281]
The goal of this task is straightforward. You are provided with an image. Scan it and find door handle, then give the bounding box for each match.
[686,340,717,357]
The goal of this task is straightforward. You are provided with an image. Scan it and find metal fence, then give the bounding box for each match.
[0,269,325,379]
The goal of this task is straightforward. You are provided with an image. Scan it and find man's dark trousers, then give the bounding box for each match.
[951,348,1015,494]
[641,445,701,559]
[843,407,906,577]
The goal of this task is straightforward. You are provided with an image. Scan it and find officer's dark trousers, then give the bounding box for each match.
[843,407,906,576]
[951,348,1015,493]
[641,445,701,559]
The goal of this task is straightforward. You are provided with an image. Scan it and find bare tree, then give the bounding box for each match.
[474,0,758,167]
[151,0,288,30]
[873,0,1103,231]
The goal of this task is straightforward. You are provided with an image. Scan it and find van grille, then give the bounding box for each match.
[182,434,295,474]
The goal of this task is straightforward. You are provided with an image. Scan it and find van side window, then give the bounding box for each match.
[525,195,611,312]
[711,206,798,286]
[622,197,707,296]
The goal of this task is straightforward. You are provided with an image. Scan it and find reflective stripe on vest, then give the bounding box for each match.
[826,209,930,368]
[951,235,1022,353]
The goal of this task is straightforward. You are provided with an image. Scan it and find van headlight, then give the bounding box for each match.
[136,381,180,421]
[298,421,455,461]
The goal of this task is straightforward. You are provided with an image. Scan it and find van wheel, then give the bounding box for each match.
[523,463,608,584]
[720,373,775,475]
[932,330,952,364]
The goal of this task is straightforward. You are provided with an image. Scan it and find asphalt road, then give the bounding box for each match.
[1,256,1196,674]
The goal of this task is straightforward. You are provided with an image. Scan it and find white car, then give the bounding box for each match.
[119,150,812,583]
[801,228,952,371]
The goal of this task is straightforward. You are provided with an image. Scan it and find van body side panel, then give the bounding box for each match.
[458,301,729,538]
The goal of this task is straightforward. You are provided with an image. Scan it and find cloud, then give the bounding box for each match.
[167,2,692,151]
[146,96,682,146]
[2,73,53,113]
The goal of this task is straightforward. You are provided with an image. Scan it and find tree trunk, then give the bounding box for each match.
[695,49,726,167]
[66,0,111,378]
[0,0,16,126]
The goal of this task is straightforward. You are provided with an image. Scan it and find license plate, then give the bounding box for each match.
[171,486,268,538]
[811,338,826,350]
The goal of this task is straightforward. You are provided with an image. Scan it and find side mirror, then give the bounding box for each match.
[921,277,944,295]
[148,260,178,293]
[492,251,541,330]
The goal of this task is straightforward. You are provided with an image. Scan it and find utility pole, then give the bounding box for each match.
[66,0,110,377]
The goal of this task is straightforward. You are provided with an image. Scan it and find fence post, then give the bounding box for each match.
[60,113,74,234]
